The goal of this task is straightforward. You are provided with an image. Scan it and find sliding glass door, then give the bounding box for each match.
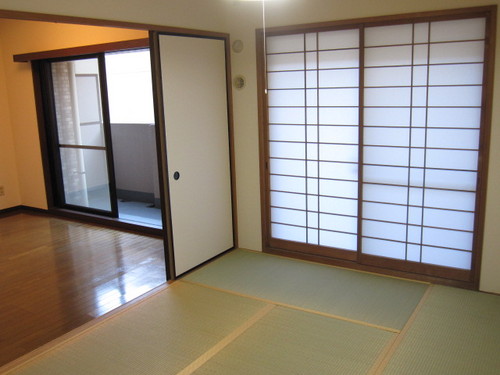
[48,56,117,216]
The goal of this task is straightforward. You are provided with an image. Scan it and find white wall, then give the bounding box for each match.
[0,0,499,293]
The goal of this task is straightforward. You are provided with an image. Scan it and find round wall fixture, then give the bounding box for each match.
[232,39,244,53]
[233,74,246,90]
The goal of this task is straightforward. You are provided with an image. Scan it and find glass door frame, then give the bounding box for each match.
[39,53,119,217]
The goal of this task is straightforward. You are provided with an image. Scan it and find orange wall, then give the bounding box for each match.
[0,19,147,209]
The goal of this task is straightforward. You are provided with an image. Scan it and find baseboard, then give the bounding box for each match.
[0,205,48,217]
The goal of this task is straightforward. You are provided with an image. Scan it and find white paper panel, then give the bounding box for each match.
[269,141,305,159]
[364,127,409,147]
[320,196,357,216]
[306,52,317,69]
[267,52,304,71]
[319,88,358,106]
[306,89,318,107]
[430,18,485,42]
[307,160,319,177]
[363,183,408,205]
[306,71,318,87]
[319,125,358,144]
[429,41,484,64]
[320,230,357,251]
[270,158,306,176]
[319,144,358,162]
[412,87,428,107]
[364,87,411,107]
[271,207,306,226]
[362,238,406,259]
[308,195,319,211]
[407,243,422,262]
[425,189,476,211]
[363,201,407,223]
[306,33,317,51]
[428,86,482,107]
[427,107,481,128]
[308,229,319,244]
[365,24,413,46]
[363,165,409,185]
[269,124,305,142]
[307,108,318,124]
[426,129,480,150]
[267,34,304,54]
[319,213,358,233]
[424,207,474,231]
[413,66,429,86]
[410,168,424,187]
[268,107,305,124]
[319,69,359,88]
[421,246,471,270]
[425,169,477,191]
[414,23,429,43]
[319,108,359,125]
[364,108,410,126]
[306,180,319,197]
[423,227,473,251]
[318,29,360,50]
[407,225,422,244]
[307,144,318,160]
[268,89,305,107]
[320,179,358,198]
[363,220,407,242]
[270,175,306,194]
[410,149,425,167]
[271,223,306,243]
[308,212,319,227]
[426,149,478,171]
[267,71,304,89]
[409,187,424,206]
[364,146,409,167]
[411,108,427,127]
[412,44,429,65]
[364,45,412,67]
[364,66,411,87]
[429,63,483,85]
[271,191,306,210]
[408,206,422,225]
[320,161,358,181]
[319,49,360,69]
[410,128,425,147]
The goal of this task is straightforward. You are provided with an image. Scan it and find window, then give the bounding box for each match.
[258,7,495,286]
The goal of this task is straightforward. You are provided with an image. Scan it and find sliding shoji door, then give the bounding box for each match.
[260,7,495,284]
[361,19,486,274]
[266,29,360,260]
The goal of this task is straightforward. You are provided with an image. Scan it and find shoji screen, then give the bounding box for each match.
[267,29,360,252]
[261,8,493,282]
[362,18,485,270]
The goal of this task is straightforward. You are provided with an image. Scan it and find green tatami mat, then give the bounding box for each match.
[194,306,395,375]
[383,285,500,375]
[6,283,267,375]
[184,249,428,330]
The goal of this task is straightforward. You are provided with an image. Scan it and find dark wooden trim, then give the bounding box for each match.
[471,8,497,289]
[13,39,150,62]
[149,31,176,281]
[256,5,497,36]
[0,9,227,38]
[223,35,239,250]
[0,205,47,217]
[270,238,358,261]
[265,247,475,289]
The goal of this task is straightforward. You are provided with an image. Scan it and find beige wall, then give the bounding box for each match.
[0,0,498,293]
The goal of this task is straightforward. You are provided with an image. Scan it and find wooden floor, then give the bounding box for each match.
[0,212,167,367]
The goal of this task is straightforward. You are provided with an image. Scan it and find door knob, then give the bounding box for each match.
[173,171,180,180]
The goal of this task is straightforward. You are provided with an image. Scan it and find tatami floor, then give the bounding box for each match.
[2,247,499,374]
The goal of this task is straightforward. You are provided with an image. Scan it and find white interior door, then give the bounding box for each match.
[158,34,234,276]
